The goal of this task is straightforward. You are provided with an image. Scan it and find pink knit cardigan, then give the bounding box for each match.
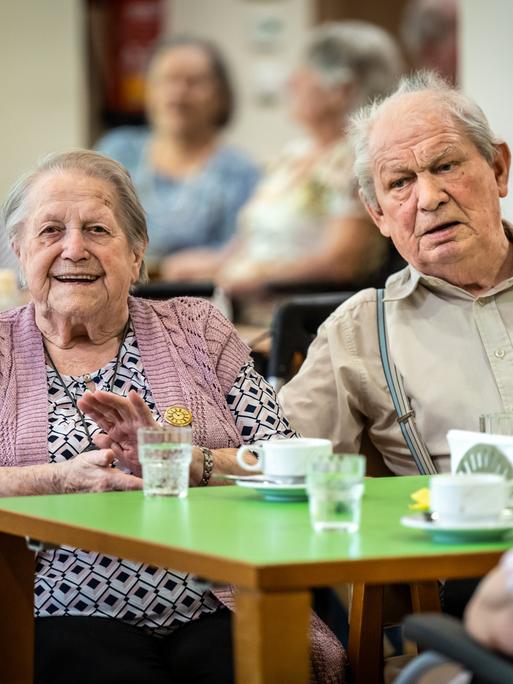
[0,296,249,466]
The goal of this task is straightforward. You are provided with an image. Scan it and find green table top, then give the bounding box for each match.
[0,475,510,589]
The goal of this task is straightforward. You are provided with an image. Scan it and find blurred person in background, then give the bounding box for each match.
[401,0,459,85]
[96,35,260,274]
[162,21,403,324]
[0,226,22,310]
[0,227,18,273]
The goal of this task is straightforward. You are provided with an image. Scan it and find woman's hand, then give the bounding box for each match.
[54,449,142,493]
[216,259,269,296]
[77,390,157,476]
[0,453,141,497]
[160,248,223,281]
[78,390,217,486]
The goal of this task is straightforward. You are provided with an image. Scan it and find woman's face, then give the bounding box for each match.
[16,171,144,322]
[146,45,224,138]
[288,66,351,129]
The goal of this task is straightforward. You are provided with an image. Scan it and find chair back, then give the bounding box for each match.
[132,281,215,300]
[267,292,354,390]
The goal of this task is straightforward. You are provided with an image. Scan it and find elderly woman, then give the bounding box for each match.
[163,21,403,323]
[96,35,259,269]
[0,150,343,683]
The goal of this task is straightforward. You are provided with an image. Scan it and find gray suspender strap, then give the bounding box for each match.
[376,288,438,475]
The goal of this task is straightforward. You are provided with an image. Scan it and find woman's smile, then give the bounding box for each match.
[51,273,102,284]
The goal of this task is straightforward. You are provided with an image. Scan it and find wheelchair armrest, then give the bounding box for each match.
[403,613,513,684]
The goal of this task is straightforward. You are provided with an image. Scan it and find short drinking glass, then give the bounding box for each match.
[479,412,513,435]
[306,454,366,532]
[137,426,193,497]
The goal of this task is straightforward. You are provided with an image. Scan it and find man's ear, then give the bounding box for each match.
[494,142,511,198]
[359,189,390,238]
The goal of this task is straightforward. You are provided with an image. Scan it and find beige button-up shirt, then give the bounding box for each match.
[279,264,513,475]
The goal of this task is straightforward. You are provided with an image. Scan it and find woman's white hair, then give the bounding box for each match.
[349,70,500,208]
[303,21,404,109]
[0,149,149,283]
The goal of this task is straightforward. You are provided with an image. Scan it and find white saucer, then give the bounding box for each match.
[401,510,513,543]
[235,475,307,502]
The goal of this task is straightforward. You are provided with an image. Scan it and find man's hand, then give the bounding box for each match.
[53,449,142,493]
[77,390,158,476]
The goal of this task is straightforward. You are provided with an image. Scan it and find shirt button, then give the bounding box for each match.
[477,298,487,306]
[495,349,506,359]
[83,373,92,382]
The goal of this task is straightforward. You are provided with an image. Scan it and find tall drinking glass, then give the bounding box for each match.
[479,412,513,435]
[306,454,366,532]
[137,426,192,497]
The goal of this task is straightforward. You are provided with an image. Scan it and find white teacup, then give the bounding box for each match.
[429,473,508,524]
[236,438,332,482]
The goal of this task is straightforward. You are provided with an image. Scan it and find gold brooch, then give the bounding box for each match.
[164,406,193,427]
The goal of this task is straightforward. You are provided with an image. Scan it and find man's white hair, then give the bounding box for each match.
[349,70,500,208]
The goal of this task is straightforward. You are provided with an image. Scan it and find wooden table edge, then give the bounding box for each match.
[0,508,261,588]
[0,508,504,591]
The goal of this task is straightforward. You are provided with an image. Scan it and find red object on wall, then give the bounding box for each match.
[101,0,165,115]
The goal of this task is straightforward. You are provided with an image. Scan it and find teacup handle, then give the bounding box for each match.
[236,444,263,472]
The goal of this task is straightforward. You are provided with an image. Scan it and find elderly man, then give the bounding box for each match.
[279,71,513,476]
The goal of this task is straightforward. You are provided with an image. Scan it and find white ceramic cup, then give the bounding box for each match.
[236,438,332,481]
[429,473,508,524]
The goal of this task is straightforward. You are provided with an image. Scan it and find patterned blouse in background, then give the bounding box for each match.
[220,136,388,326]
[37,323,296,635]
[96,126,260,260]
[223,136,386,278]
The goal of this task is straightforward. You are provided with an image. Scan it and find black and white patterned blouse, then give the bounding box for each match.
[37,323,296,634]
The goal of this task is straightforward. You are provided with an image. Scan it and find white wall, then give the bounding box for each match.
[169,0,313,164]
[4,1,512,201]
[461,0,513,220]
[0,0,313,201]
[0,0,86,200]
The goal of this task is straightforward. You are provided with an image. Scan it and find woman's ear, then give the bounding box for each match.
[10,230,22,259]
[130,242,147,285]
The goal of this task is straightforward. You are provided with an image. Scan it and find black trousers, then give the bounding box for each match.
[35,609,234,684]
[440,578,482,619]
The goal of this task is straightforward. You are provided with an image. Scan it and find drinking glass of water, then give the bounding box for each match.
[479,412,513,435]
[137,426,193,497]
[306,454,366,532]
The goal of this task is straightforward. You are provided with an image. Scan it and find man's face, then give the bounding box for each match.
[364,94,510,281]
